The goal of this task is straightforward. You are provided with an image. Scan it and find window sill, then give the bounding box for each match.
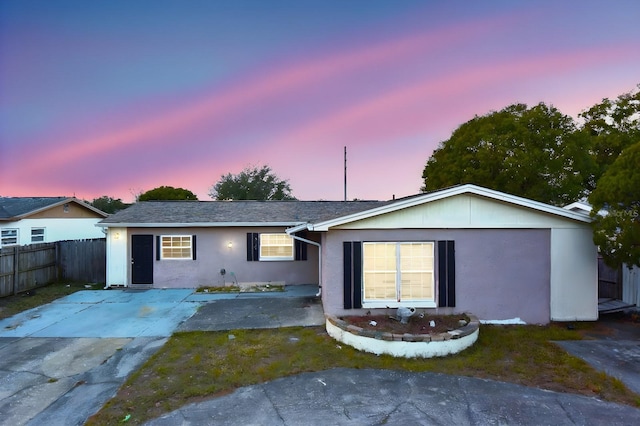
[362,301,437,309]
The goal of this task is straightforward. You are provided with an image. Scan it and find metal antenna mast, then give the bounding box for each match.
[344,146,347,202]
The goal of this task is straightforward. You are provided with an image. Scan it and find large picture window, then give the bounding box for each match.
[362,242,435,307]
[161,235,193,259]
[259,233,294,261]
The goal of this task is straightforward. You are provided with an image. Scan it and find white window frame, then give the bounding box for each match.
[259,233,294,261]
[362,241,436,308]
[31,227,46,243]
[1,228,19,246]
[160,235,193,260]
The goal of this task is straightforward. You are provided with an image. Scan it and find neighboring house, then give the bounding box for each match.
[98,185,598,324]
[0,197,108,247]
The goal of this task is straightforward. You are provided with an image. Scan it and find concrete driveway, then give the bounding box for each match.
[556,314,640,395]
[0,286,324,426]
[0,289,201,426]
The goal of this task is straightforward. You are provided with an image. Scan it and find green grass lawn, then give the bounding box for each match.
[86,323,640,426]
[3,283,638,426]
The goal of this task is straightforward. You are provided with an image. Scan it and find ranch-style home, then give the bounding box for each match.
[98,184,598,324]
[0,197,108,247]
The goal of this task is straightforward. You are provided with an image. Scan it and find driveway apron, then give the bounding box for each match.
[0,289,202,426]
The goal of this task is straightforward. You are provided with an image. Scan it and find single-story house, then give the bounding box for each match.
[97,184,598,324]
[0,197,108,247]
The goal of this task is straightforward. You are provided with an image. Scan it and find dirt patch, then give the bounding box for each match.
[340,313,470,335]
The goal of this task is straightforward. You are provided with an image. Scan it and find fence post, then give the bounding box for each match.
[13,245,19,296]
[55,241,60,282]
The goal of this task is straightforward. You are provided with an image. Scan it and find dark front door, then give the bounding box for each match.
[131,234,154,284]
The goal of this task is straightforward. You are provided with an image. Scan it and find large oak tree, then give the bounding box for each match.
[421,103,594,206]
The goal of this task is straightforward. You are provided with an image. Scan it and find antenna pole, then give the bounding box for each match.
[344,146,347,202]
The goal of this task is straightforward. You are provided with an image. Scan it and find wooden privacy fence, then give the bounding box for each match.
[0,239,106,298]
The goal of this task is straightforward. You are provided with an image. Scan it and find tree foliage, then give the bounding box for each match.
[209,165,295,200]
[138,186,198,201]
[90,196,128,214]
[588,142,640,268]
[579,85,640,180]
[421,103,594,206]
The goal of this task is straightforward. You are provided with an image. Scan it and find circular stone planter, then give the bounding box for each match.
[326,314,479,358]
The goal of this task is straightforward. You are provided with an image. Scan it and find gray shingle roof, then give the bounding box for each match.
[0,197,69,219]
[99,200,391,226]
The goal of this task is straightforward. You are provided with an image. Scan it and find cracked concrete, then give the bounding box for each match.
[146,368,640,425]
[0,336,167,426]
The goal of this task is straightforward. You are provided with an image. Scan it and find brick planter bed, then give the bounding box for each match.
[325,314,479,358]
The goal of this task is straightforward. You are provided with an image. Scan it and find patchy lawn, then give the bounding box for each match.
[0,281,94,320]
[87,323,640,425]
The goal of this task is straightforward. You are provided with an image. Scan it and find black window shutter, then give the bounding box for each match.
[438,240,456,307]
[246,233,259,261]
[353,242,362,308]
[156,236,161,261]
[343,241,363,309]
[294,239,307,261]
[192,235,197,260]
[343,242,353,309]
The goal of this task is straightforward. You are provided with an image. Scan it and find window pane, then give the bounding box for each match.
[363,242,435,304]
[400,272,433,300]
[161,235,192,259]
[363,272,396,299]
[31,228,45,242]
[1,229,18,245]
[363,243,397,301]
[259,233,293,260]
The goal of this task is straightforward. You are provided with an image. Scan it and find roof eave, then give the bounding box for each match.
[16,197,109,219]
[97,221,306,228]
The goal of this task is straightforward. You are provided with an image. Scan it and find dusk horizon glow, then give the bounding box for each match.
[1,1,639,203]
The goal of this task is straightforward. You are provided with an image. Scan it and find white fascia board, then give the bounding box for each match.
[285,223,312,234]
[310,184,591,231]
[97,222,305,228]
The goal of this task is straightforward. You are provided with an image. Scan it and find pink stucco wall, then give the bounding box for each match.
[128,227,318,288]
[321,228,551,324]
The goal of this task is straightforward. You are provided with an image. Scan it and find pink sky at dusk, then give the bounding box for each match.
[1,1,639,203]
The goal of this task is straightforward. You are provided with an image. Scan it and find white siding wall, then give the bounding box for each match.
[1,218,105,246]
[334,195,586,230]
[550,228,598,321]
[106,227,128,286]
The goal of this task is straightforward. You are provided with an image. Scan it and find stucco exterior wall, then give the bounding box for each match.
[321,228,552,324]
[550,228,598,321]
[123,227,318,288]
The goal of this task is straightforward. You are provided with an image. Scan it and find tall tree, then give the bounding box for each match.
[421,103,594,206]
[138,186,198,201]
[589,141,640,268]
[90,196,128,214]
[579,85,640,181]
[209,165,295,200]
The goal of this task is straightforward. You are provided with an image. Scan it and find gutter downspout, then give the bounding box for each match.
[288,232,322,297]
